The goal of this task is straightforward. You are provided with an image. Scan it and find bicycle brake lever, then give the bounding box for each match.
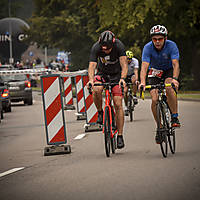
[140,85,144,99]
[171,83,177,95]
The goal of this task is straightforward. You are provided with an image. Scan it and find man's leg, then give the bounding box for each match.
[113,96,124,135]
[113,95,125,148]
[165,78,180,127]
[93,83,103,111]
[131,76,138,104]
[149,89,159,123]
[93,79,104,124]
[131,76,137,96]
[150,89,165,144]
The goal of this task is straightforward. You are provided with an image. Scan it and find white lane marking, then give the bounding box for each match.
[0,167,25,178]
[74,134,86,140]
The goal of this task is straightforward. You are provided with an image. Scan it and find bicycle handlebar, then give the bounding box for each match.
[88,82,124,95]
[140,83,177,100]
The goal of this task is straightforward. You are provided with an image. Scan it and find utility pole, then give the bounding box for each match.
[8,0,14,64]
[44,47,48,66]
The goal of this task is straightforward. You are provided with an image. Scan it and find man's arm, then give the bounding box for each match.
[172,59,180,79]
[171,59,180,88]
[119,56,128,88]
[119,56,128,79]
[88,61,97,83]
[140,61,149,85]
[134,68,139,81]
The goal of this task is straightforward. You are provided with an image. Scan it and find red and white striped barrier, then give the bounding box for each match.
[41,75,67,144]
[41,74,71,155]
[74,75,86,120]
[62,77,75,110]
[82,75,98,123]
[82,75,102,132]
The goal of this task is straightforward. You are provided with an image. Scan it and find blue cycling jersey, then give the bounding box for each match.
[142,40,179,71]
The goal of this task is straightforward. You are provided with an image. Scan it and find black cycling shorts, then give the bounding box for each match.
[147,68,173,86]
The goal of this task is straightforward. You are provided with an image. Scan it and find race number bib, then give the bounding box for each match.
[148,68,163,78]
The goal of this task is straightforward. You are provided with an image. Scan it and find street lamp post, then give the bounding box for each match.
[8,0,14,64]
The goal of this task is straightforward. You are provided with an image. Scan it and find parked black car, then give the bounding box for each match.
[1,74,33,105]
[29,74,37,87]
[0,79,12,112]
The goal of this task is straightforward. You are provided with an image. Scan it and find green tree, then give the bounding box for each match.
[26,0,100,69]
[27,0,200,89]
[95,0,200,89]
[0,0,24,19]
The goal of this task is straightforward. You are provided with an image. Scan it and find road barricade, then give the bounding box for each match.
[40,74,71,156]
[62,77,75,110]
[82,75,102,132]
[74,75,86,120]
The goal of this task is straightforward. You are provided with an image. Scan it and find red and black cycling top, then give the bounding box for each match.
[89,39,126,82]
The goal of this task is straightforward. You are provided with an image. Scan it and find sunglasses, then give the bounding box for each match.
[152,37,164,42]
[101,45,112,51]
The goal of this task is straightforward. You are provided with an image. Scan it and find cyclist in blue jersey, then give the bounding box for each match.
[139,25,181,144]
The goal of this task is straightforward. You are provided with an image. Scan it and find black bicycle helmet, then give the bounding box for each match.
[99,30,115,49]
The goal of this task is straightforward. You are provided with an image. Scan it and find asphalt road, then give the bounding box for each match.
[0,91,200,200]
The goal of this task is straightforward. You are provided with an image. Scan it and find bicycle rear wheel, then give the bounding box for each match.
[156,103,168,158]
[128,96,133,121]
[104,107,111,157]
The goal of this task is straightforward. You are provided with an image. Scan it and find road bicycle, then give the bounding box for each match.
[140,81,177,158]
[125,82,137,122]
[89,81,123,157]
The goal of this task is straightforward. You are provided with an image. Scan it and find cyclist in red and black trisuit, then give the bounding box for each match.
[87,30,128,149]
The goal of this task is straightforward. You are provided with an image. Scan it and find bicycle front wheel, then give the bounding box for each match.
[164,106,176,154]
[110,106,117,154]
[168,127,176,154]
[156,103,168,158]
[104,106,111,157]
